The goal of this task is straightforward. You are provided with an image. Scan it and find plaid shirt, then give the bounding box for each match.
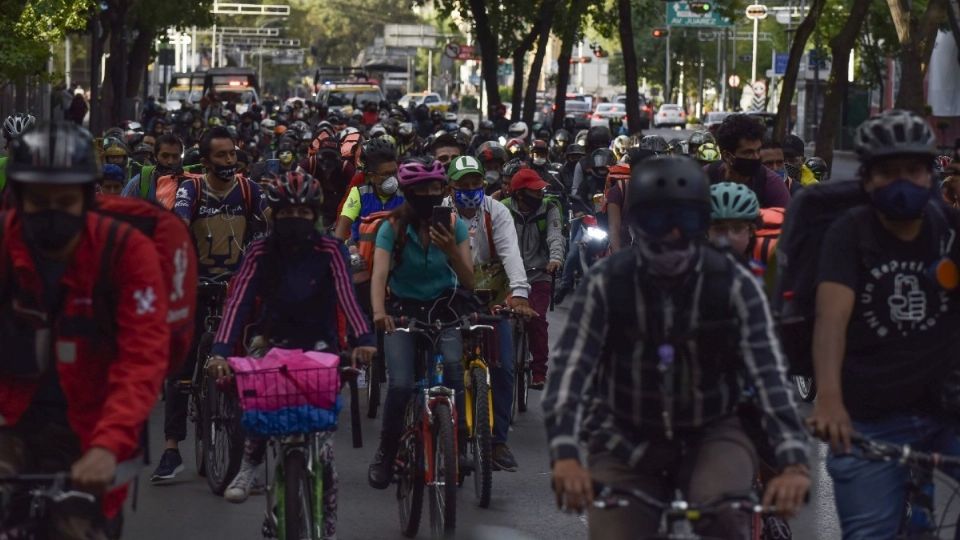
[542,249,809,469]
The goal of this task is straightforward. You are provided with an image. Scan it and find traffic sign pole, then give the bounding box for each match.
[752,17,758,83]
[665,3,671,104]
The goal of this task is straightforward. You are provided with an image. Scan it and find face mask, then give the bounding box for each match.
[378,176,399,195]
[636,233,698,278]
[730,157,762,177]
[273,217,315,246]
[22,209,85,252]
[213,163,238,181]
[155,163,183,177]
[773,168,787,180]
[484,170,501,186]
[784,162,802,181]
[406,193,444,221]
[454,187,484,209]
[532,157,547,166]
[870,178,931,221]
[519,193,543,213]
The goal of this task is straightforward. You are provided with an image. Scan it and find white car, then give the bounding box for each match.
[590,103,626,128]
[654,104,687,128]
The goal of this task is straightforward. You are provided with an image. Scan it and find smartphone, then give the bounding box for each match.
[431,205,453,232]
[265,158,281,176]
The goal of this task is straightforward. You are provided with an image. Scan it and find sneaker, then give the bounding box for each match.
[150,449,184,483]
[224,459,260,503]
[529,373,546,390]
[368,438,399,490]
[492,443,518,472]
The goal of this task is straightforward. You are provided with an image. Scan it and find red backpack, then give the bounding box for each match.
[95,195,198,375]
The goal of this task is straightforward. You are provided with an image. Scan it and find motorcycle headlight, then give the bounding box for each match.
[586,227,608,241]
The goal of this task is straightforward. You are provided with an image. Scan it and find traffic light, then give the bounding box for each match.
[652,28,669,38]
[689,1,712,13]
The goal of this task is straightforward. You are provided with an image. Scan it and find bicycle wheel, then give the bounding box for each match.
[397,409,424,538]
[429,403,457,537]
[283,450,316,540]
[792,375,816,403]
[514,328,529,415]
[203,376,245,495]
[367,361,382,419]
[193,332,214,476]
[470,368,493,508]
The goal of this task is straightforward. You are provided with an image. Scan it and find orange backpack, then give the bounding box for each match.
[753,207,785,266]
[353,210,394,283]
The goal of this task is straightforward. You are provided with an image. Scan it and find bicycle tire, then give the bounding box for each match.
[397,405,424,538]
[283,451,316,540]
[192,332,213,477]
[203,376,244,495]
[470,368,493,508]
[429,402,457,537]
[367,334,384,419]
[348,376,362,449]
[515,327,529,415]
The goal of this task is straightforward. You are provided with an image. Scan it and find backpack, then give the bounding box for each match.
[138,165,156,199]
[502,195,561,243]
[353,210,393,283]
[182,175,257,221]
[95,196,199,375]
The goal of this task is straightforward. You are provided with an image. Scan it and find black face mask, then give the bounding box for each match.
[406,193,444,221]
[22,209,85,252]
[519,193,543,213]
[731,157,762,177]
[213,163,238,181]
[273,217,315,247]
[155,163,183,177]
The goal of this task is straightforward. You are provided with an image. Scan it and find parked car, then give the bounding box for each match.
[590,103,626,128]
[610,95,653,129]
[704,111,732,134]
[398,92,449,112]
[563,100,593,130]
[654,104,687,128]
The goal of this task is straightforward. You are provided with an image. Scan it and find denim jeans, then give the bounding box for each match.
[380,328,464,440]
[489,318,514,444]
[559,223,583,290]
[826,413,960,540]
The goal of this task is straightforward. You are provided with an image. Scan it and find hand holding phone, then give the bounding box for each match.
[431,205,453,232]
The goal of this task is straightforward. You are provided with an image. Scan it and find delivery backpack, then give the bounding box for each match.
[95,195,199,375]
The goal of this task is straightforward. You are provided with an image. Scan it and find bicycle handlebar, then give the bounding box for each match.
[592,482,776,515]
[850,433,960,469]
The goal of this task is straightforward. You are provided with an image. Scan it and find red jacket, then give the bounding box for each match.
[0,211,170,516]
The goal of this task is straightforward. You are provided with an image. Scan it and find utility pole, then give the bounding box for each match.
[665,3,671,103]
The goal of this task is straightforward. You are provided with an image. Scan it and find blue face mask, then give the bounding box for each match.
[454,187,485,209]
[870,178,931,221]
[774,168,787,180]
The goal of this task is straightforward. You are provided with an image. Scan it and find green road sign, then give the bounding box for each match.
[667,1,733,27]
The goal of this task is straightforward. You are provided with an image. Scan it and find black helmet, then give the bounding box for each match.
[502,158,526,178]
[782,134,806,159]
[639,135,669,154]
[687,130,715,151]
[183,146,202,167]
[552,129,571,144]
[478,120,494,132]
[625,156,711,237]
[588,148,616,178]
[7,121,100,185]
[459,118,475,132]
[565,143,586,159]
[854,109,938,162]
[805,157,829,181]
[586,126,612,150]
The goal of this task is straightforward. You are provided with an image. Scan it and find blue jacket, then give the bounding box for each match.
[350,185,404,242]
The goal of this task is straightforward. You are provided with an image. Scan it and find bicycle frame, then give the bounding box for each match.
[461,323,496,438]
[263,432,332,539]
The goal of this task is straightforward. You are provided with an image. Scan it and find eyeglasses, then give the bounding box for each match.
[709,222,753,236]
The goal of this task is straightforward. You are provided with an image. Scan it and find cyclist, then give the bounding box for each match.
[205,171,377,502]
[759,140,800,194]
[301,134,349,228]
[687,130,715,158]
[431,132,463,166]
[120,133,184,202]
[558,143,586,194]
[367,159,475,490]
[805,156,830,183]
[550,129,571,163]
[0,121,170,538]
[99,164,126,196]
[806,110,960,538]
[544,156,810,539]
[707,114,791,209]
[501,169,565,390]
[335,138,404,243]
[0,113,37,193]
[446,155,537,471]
[152,126,267,483]
[782,134,819,187]
[695,141,721,166]
[476,141,508,195]
[707,182,761,267]
[601,163,635,253]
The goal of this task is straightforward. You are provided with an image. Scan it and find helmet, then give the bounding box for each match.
[854,109,938,162]
[340,130,362,160]
[3,113,36,141]
[710,182,760,221]
[104,143,129,160]
[430,131,461,151]
[611,135,630,160]
[565,143,586,159]
[369,124,388,138]
[101,163,125,183]
[697,142,721,162]
[687,130,715,154]
[535,125,552,141]
[586,126,612,150]
[588,148,616,177]
[183,147,202,167]
[531,139,549,154]
[397,158,447,188]
[448,155,484,183]
[502,158,527,178]
[476,141,507,164]
[264,171,324,215]
[667,138,686,155]
[275,125,288,137]
[625,156,711,237]
[508,122,529,141]
[459,119,475,132]
[478,120,495,132]
[552,129,571,146]
[397,122,416,145]
[103,127,125,142]
[574,129,589,147]
[7,121,100,185]
[360,137,397,170]
[805,157,829,181]
[505,138,527,159]
[444,112,458,123]
[261,118,276,131]
[639,135,669,154]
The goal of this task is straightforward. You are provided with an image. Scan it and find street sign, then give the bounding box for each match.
[384,24,439,48]
[745,4,769,20]
[774,52,789,75]
[667,1,732,27]
[444,43,460,59]
[456,45,477,61]
[728,74,741,87]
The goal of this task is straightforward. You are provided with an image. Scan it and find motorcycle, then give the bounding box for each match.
[578,214,610,275]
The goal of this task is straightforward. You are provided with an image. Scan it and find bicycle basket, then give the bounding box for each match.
[229,348,342,436]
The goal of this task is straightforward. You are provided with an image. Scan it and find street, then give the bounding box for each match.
[124,300,960,540]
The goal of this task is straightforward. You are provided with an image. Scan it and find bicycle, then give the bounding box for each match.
[849,432,960,539]
[393,315,464,539]
[459,311,503,509]
[511,313,531,420]
[592,481,777,540]
[228,349,361,540]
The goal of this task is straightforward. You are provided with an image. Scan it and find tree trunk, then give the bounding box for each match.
[551,0,586,131]
[125,24,155,99]
[468,0,501,112]
[773,0,826,141]
[100,0,131,129]
[892,0,947,112]
[618,0,641,134]
[813,0,871,170]
[522,0,557,126]
[510,27,539,122]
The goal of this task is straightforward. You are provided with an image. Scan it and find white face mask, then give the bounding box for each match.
[378,175,399,195]
[532,157,547,166]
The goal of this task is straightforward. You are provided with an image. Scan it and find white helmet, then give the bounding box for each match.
[508,121,529,141]
[3,113,36,141]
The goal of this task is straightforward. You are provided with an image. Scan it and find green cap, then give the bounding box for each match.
[447,155,483,183]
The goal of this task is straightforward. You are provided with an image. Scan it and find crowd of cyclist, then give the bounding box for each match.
[1,90,960,540]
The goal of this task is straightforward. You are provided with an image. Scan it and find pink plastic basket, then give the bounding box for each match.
[228,348,340,413]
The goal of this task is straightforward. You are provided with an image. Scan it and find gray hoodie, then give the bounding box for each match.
[500,197,565,284]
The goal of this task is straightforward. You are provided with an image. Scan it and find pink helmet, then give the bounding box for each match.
[397,159,447,188]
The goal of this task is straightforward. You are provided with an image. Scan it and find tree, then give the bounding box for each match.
[0,0,94,83]
[773,0,826,141]
[508,26,539,121]
[466,0,503,111]
[617,0,641,133]
[886,0,948,112]
[522,0,558,125]
[551,0,587,131]
[814,0,871,169]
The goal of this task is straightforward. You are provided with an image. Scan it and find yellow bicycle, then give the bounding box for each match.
[460,312,501,509]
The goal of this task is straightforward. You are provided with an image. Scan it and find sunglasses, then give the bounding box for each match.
[632,204,709,238]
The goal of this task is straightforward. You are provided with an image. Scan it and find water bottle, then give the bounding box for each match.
[433,353,445,385]
[357,369,368,389]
